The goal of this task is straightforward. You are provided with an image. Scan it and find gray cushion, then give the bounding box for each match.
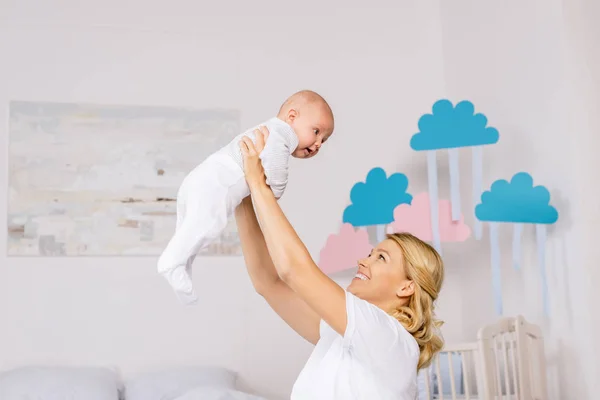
[0,366,121,400]
[125,366,237,400]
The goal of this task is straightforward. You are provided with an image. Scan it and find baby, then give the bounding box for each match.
[158,90,335,304]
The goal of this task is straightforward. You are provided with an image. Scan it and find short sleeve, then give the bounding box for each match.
[343,291,419,367]
[258,127,290,199]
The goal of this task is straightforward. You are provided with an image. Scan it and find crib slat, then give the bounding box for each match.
[515,318,531,399]
[535,330,549,399]
[424,369,432,400]
[435,354,444,400]
[494,337,502,398]
[509,332,519,400]
[461,351,471,400]
[501,333,511,399]
[528,336,536,398]
[447,352,457,399]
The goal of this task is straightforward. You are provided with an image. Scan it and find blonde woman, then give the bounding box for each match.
[235,126,445,400]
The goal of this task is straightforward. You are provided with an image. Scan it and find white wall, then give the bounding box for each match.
[0,1,597,399]
[437,1,598,398]
[561,0,600,393]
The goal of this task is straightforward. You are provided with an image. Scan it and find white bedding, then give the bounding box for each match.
[0,366,266,400]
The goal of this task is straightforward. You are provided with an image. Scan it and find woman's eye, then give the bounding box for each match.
[379,254,385,261]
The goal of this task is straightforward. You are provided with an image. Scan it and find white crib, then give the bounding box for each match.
[418,315,547,400]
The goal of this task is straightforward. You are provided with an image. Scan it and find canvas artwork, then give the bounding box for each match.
[7,101,242,256]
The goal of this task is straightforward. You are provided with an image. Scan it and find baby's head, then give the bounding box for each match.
[277,90,334,159]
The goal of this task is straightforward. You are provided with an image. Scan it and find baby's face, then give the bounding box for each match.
[289,104,334,159]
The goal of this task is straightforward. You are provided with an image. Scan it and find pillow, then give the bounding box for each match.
[0,366,121,400]
[174,386,266,400]
[125,366,237,400]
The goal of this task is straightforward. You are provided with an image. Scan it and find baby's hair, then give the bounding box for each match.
[386,232,445,370]
[278,90,333,120]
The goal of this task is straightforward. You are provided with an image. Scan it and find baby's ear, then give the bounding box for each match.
[288,108,298,121]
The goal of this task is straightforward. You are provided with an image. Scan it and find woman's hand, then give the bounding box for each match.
[239,126,270,192]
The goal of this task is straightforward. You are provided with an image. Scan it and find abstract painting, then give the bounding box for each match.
[7,101,242,256]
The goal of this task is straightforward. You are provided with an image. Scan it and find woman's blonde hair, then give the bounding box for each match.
[387,232,445,370]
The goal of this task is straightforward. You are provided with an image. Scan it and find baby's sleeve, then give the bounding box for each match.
[258,128,292,200]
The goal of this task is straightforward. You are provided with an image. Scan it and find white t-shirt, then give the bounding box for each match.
[291,291,420,400]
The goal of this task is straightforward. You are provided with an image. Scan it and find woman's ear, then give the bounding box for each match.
[396,280,415,299]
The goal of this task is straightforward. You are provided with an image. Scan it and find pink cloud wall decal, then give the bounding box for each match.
[319,223,373,274]
[387,192,471,242]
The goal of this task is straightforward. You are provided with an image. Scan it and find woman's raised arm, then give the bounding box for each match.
[239,127,348,337]
[235,195,321,344]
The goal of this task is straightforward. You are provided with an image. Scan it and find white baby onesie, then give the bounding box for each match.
[157,117,299,304]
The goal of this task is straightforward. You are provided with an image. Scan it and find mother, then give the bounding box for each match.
[235,127,445,400]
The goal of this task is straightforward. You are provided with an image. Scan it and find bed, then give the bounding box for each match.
[0,315,545,400]
[418,315,547,400]
[0,365,268,400]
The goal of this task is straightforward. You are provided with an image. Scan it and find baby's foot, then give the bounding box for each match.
[162,267,198,305]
